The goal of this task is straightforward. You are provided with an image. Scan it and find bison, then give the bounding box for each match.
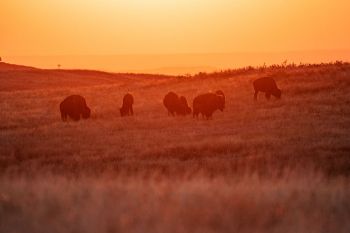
[120,93,134,117]
[253,77,281,100]
[60,95,91,121]
[177,96,192,116]
[193,92,225,119]
[163,92,179,116]
[163,92,191,116]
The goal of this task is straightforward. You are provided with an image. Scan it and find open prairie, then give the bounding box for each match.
[1,62,350,233]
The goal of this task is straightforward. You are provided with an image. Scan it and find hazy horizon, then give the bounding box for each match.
[3,1,350,74]
[3,49,350,75]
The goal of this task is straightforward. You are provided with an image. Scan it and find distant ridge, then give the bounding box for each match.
[0,62,37,71]
[0,62,175,92]
[5,50,350,75]
[0,60,350,92]
[0,62,174,78]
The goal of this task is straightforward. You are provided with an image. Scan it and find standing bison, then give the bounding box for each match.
[163,92,191,116]
[163,92,178,116]
[120,93,134,117]
[253,77,281,100]
[60,95,91,121]
[193,91,225,119]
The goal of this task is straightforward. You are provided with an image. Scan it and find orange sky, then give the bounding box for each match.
[1,0,350,72]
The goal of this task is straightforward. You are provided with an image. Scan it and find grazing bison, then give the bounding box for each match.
[177,96,192,116]
[163,92,192,116]
[253,77,281,100]
[163,92,179,116]
[60,95,91,121]
[193,92,225,119]
[120,93,134,117]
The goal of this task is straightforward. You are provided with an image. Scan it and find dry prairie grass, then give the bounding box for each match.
[1,62,350,232]
[1,176,349,233]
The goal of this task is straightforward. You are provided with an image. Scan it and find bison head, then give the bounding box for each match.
[216,95,225,111]
[120,107,126,117]
[82,106,91,119]
[215,90,225,100]
[273,88,282,99]
[215,90,225,111]
[178,96,192,115]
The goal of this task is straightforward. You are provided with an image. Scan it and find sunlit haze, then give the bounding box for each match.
[2,1,350,232]
[1,0,350,73]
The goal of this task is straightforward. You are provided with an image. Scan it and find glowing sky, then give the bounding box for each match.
[1,0,349,57]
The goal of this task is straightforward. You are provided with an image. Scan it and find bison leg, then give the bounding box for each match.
[254,91,258,100]
[265,92,271,100]
[130,106,134,116]
[61,112,67,121]
[74,115,81,121]
[168,110,175,116]
[70,112,80,121]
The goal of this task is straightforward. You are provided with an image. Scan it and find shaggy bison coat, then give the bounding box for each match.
[60,95,91,121]
[253,77,281,100]
[120,93,134,117]
[193,92,225,119]
[163,92,191,116]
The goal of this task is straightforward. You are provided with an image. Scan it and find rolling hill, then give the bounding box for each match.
[1,61,350,232]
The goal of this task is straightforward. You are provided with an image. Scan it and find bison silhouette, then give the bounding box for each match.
[253,77,281,100]
[60,95,91,121]
[120,93,134,117]
[193,92,225,119]
[163,92,191,116]
[177,96,192,116]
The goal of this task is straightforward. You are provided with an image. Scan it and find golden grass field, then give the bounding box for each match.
[1,62,350,232]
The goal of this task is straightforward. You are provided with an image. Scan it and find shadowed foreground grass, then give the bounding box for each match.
[1,176,349,233]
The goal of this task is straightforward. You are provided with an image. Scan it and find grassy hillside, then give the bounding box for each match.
[1,62,350,232]
[0,62,174,91]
